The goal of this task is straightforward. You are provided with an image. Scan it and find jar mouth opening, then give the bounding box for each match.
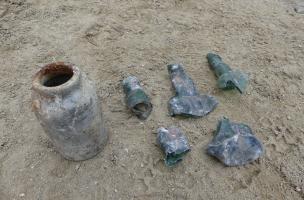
[32,62,80,94]
[41,65,73,87]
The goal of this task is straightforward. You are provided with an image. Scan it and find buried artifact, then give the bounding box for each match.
[207,53,248,94]
[207,117,263,166]
[32,62,108,161]
[167,64,218,117]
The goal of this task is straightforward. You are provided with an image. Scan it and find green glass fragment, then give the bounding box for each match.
[123,76,153,120]
[207,53,248,93]
[157,127,190,167]
[167,64,218,117]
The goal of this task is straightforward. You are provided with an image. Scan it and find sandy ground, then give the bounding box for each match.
[0,0,304,199]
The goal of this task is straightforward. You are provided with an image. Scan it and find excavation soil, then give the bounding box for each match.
[0,0,304,199]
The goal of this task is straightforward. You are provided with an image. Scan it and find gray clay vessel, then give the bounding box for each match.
[32,62,108,161]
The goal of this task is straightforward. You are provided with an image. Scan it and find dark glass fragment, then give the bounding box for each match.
[168,64,218,117]
[207,117,263,166]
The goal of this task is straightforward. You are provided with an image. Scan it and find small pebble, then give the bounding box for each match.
[19,193,25,197]
[287,116,291,120]
[296,186,301,192]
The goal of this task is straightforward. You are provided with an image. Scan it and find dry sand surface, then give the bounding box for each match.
[0,0,304,199]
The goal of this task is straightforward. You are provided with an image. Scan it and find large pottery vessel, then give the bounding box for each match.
[32,62,108,161]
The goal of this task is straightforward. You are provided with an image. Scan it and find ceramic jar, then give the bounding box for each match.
[32,62,108,161]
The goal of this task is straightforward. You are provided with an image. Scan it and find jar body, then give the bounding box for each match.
[32,63,108,161]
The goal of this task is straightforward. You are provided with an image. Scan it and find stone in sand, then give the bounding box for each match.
[295,2,304,14]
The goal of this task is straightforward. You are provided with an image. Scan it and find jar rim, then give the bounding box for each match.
[32,62,81,96]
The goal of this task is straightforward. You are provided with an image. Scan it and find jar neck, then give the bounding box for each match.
[32,62,81,98]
